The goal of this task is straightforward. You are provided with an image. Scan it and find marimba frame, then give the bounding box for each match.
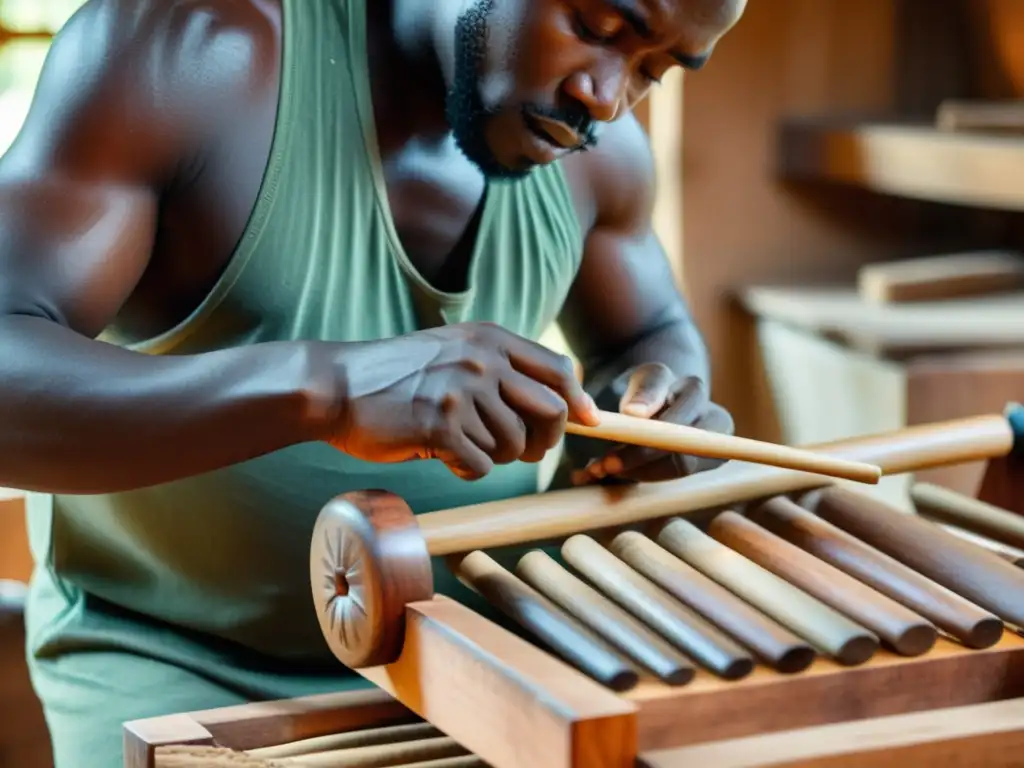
[125,409,1024,767]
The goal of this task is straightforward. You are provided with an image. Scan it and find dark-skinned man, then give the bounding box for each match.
[0,0,746,764]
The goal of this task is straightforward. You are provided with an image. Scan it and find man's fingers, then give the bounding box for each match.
[440,432,494,481]
[602,401,735,480]
[499,370,568,462]
[503,337,599,426]
[619,363,676,418]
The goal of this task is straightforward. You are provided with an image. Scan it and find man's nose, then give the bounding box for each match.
[563,66,627,123]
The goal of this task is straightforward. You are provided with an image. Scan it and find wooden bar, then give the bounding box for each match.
[912,481,1024,550]
[748,496,1003,649]
[356,597,638,768]
[708,511,937,656]
[640,698,1024,767]
[608,531,815,673]
[560,535,754,680]
[807,486,1024,628]
[450,551,640,692]
[779,119,1024,212]
[417,413,1014,556]
[653,517,879,664]
[514,550,696,686]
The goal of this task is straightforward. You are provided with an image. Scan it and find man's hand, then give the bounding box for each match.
[329,322,601,481]
[571,362,734,485]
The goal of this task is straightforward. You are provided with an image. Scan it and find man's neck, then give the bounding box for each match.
[366,0,456,154]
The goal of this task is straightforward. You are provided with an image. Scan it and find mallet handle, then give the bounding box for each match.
[566,410,882,484]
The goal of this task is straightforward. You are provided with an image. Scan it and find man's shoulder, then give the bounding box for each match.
[562,111,656,234]
[2,0,282,184]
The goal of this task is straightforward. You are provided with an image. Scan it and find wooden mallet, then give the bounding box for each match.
[565,410,882,484]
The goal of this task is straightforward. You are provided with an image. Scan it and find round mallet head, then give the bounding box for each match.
[310,490,433,668]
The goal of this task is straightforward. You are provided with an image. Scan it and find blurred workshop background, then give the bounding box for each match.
[4,1,1024,765]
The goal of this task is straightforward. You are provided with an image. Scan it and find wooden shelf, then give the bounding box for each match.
[738,282,1024,358]
[779,120,1024,212]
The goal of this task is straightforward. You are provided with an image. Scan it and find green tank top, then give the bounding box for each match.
[26,0,583,675]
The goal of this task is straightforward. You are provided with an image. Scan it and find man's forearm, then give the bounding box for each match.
[0,315,332,495]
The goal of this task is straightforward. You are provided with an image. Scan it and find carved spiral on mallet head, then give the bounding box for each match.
[310,490,434,669]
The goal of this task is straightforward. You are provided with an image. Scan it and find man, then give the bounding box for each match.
[0,0,745,764]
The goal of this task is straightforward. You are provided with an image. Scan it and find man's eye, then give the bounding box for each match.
[574,12,617,44]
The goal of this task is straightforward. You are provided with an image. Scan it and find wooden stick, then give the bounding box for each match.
[449,550,640,691]
[911,481,1024,551]
[248,724,442,759]
[608,531,816,673]
[565,410,881,484]
[708,511,937,656]
[514,550,696,685]
[807,487,1024,629]
[655,517,879,665]
[748,496,1003,649]
[417,412,1016,556]
[560,535,755,680]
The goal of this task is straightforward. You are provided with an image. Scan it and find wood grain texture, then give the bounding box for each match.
[857,251,1024,304]
[807,486,1024,627]
[415,413,1015,556]
[357,597,638,768]
[639,697,1024,767]
[514,550,696,685]
[565,410,881,483]
[780,119,1024,212]
[708,511,937,656]
[628,634,1024,751]
[560,536,754,680]
[247,723,441,758]
[310,491,434,668]
[608,531,816,673]
[748,496,1003,649]
[912,480,1024,550]
[654,517,879,664]
[451,551,640,691]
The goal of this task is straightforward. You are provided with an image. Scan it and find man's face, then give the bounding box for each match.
[445,0,746,180]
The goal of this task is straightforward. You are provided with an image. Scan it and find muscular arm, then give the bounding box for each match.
[0,0,329,494]
[560,113,709,407]
[559,114,731,482]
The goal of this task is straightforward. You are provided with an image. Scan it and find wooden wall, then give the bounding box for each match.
[660,0,1021,442]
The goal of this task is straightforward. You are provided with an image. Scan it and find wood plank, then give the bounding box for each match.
[739,282,1024,355]
[357,596,638,768]
[639,697,1024,767]
[627,633,1024,750]
[124,689,415,768]
[780,119,1024,211]
[857,251,1024,304]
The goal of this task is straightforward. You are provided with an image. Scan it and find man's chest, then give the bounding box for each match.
[378,140,488,293]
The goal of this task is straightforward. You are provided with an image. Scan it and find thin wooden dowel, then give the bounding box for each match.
[565,410,882,484]
[607,530,816,673]
[386,758,487,768]
[748,496,1003,649]
[911,481,1024,551]
[273,736,466,767]
[807,487,1024,629]
[514,550,696,685]
[249,723,441,759]
[450,550,640,691]
[561,535,754,679]
[708,511,937,656]
[156,746,273,768]
[655,517,879,665]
